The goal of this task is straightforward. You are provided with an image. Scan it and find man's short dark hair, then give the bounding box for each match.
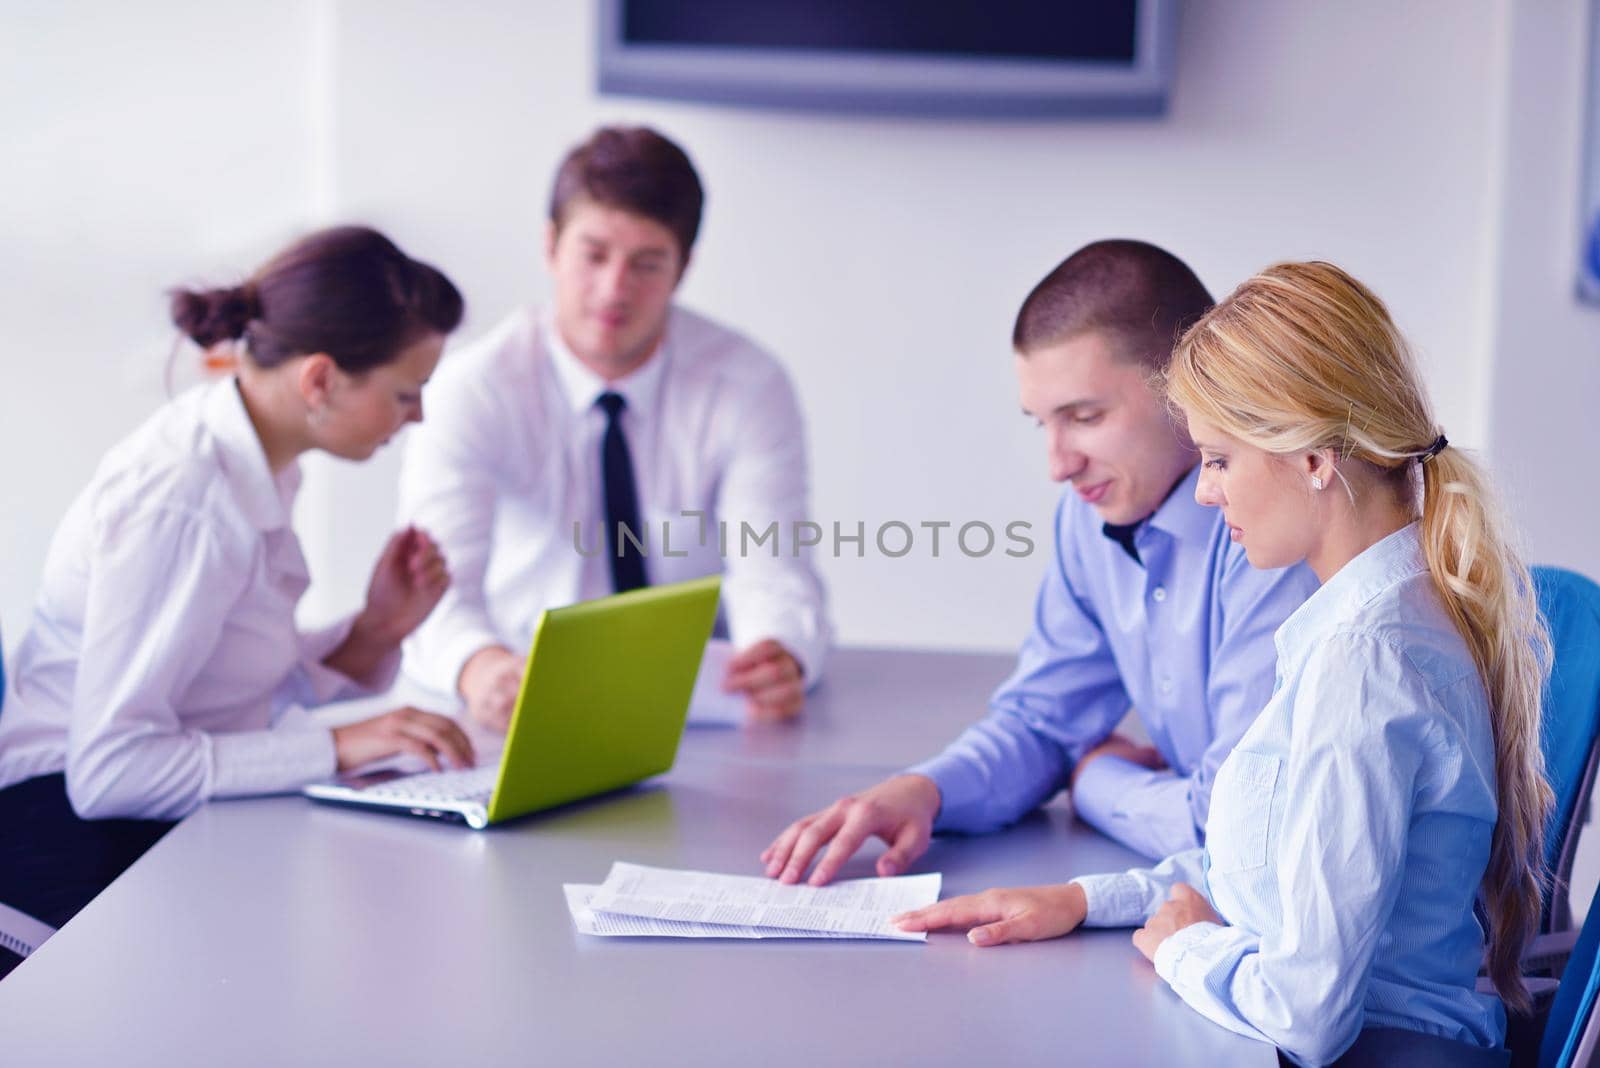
[1012,239,1213,368]
[548,126,704,261]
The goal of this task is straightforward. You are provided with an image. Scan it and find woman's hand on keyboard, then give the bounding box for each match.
[332,707,476,773]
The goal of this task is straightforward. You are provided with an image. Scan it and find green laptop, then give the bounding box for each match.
[304,575,722,829]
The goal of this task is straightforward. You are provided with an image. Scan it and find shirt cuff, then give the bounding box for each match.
[905,751,988,832]
[308,646,402,702]
[297,615,400,703]
[1153,920,1224,986]
[409,624,505,698]
[299,615,354,662]
[730,624,828,690]
[208,722,338,800]
[1072,872,1155,927]
[298,616,356,704]
[360,646,402,694]
[788,634,828,690]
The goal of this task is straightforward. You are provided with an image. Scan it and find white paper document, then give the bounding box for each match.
[686,639,745,725]
[565,885,892,940]
[566,862,942,941]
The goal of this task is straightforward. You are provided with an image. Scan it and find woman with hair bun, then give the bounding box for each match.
[894,262,1549,1065]
[0,227,472,968]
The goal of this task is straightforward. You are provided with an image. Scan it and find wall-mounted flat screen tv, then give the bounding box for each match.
[597,1,1177,118]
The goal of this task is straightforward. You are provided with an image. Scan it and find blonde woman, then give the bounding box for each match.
[894,262,1549,1065]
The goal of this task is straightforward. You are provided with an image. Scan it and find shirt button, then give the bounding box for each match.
[1152,586,1167,602]
[1159,678,1174,695]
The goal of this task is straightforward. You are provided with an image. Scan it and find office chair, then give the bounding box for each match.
[1537,891,1600,1068]
[1482,568,1600,985]
[1532,567,1600,937]
[1495,569,1600,1063]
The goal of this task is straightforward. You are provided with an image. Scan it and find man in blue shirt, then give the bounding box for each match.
[762,240,1320,884]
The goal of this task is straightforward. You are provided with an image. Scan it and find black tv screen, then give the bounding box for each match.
[623,2,1138,64]
[598,1,1176,118]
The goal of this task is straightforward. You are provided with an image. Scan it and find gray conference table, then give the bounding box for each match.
[0,649,1275,1066]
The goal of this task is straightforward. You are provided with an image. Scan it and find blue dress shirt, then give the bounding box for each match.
[1074,523,1505,1066]
[910,466,1319,859]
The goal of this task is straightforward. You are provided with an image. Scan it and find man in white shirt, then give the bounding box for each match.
[399,126,829,729]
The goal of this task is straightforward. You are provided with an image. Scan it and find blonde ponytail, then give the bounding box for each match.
[1417,447,1552,1014]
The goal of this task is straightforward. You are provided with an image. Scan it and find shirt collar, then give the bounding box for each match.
[199,377,299,533]
[1274,521,1426,663]
[1142,464,1213,545]
[543,309,670,420]
[1100,519,1142,563]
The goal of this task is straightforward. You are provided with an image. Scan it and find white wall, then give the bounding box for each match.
[1488,3,1600,578]
[1484,0,1600,922]
[0,0,1583,653]
[0,0,1573,656]
[0,1,321,652]
[299,0,1507,654]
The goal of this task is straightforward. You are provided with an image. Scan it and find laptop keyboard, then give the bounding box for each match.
[361,765,498,805]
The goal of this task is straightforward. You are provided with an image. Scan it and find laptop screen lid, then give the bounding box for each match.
[485,574,721,824]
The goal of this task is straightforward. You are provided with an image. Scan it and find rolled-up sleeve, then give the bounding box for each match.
[288,614,401,707]
[1073,847,1210,927]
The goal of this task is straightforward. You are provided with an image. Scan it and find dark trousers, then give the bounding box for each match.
[0,773,174,979]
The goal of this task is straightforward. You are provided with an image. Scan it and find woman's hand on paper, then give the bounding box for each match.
[892,883,1088,946]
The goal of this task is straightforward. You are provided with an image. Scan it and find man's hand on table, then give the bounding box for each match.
[761,773,941,885]
[723,638,805,723]
[458,645,522,733]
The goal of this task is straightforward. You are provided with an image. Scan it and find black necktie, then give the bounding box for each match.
[597,391,647,593]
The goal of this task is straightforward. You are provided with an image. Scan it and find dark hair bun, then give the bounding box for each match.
[166,226,464,372]
[169,285,259,347]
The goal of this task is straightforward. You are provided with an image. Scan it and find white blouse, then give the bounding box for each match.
[0,379,394,820]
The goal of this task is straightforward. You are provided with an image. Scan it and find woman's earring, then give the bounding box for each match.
[1311,476,1324,491]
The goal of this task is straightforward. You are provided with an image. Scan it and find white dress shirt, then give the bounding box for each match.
[397,304,830,695]
[0,379,394,820]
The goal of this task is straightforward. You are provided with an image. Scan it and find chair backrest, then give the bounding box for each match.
[1540,890,1600,1068]
[1533,566,1600,934]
